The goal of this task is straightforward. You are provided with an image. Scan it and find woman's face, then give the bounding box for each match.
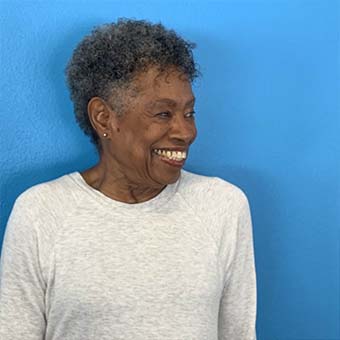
[106,67,197,188]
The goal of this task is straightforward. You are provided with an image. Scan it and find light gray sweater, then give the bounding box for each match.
[0,169,257,340]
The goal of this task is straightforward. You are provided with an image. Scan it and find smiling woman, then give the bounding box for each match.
[0,19,257,340]
[82,66,197,201]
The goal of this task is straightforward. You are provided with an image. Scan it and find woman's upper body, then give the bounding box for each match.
[0,19,257,339]
[0,169,256,340]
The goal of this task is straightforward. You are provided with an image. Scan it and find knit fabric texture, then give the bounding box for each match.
[0,169,257,339]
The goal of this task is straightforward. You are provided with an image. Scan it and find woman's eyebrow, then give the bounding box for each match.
[146,97,196,109]
[185,97,196,107]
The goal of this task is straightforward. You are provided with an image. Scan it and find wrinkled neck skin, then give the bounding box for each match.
[80,153,166,204]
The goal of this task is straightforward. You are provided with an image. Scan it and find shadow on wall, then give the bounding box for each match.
[0,22,102,249]
[48,21,100,143]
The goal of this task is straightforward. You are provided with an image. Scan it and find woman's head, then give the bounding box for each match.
[65,19,199,151]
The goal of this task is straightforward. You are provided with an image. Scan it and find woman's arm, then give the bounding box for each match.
[0,196,46,339]
[218,197,257,340]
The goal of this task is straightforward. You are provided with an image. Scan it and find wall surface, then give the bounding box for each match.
[1,0,339,339]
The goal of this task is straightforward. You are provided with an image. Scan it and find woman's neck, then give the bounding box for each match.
[80,162,166,204]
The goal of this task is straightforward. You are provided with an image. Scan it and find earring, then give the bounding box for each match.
[103,133,108,137]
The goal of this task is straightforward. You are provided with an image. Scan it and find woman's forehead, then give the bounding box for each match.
[133,66,190,92]
[144,97,195,110]
[118,66,194,110]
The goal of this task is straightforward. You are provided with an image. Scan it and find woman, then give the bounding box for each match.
[0,19,257,339]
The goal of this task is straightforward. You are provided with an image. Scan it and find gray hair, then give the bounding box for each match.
[65,18,199,149]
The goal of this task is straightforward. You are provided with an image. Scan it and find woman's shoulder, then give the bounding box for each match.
[14,172,81,215]
[180,169,248,206]
[5,173,81,245]
[177,170,251,239]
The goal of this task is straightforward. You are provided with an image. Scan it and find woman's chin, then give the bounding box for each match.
[151,154,184,185]
[151,168,181,186]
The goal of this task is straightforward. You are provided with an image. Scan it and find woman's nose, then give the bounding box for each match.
[169,115,197,145]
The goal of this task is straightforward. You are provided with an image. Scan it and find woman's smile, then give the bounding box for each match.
[152,148,187,168]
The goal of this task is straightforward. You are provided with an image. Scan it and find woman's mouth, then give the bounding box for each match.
[152,148,187,168]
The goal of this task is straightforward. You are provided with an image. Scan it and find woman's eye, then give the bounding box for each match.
[185,111,196,118]
[155,111,196,119]
[156,111,171,118]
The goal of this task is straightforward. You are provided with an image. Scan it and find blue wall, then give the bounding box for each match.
[1,1,339,339]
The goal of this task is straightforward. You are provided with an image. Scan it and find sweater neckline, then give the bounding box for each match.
[69,171,181,211]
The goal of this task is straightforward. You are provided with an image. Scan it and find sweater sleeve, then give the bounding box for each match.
[0,195,46,339]
[218,195,257,340]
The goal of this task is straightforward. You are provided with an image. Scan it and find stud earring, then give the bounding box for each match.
[103,133,108,137]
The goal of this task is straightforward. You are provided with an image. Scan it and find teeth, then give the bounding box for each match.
[153,149,187,161]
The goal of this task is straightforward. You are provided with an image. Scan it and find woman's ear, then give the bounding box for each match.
[87,97,118,137]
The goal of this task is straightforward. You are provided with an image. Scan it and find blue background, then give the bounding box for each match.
[1,0,339,339]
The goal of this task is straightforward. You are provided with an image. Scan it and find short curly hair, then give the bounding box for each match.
[65,18,199,150]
